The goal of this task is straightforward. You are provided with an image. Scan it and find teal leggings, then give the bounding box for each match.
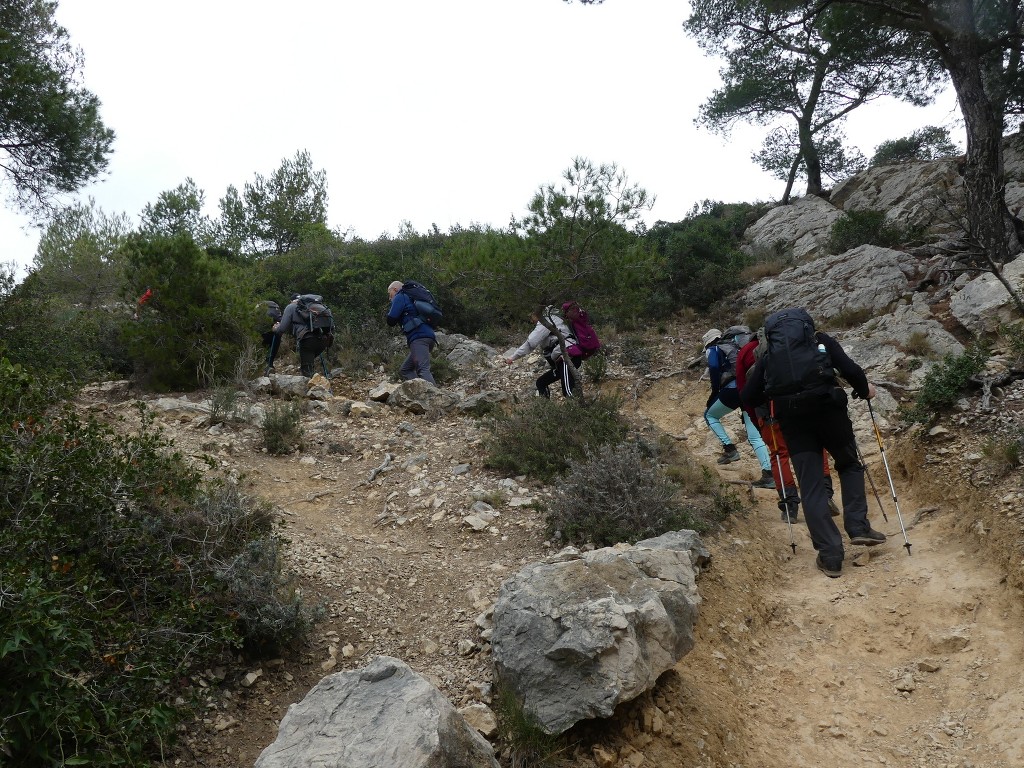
[705,397,771,471]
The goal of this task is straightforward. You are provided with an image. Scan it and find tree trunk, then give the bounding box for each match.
[935,10,1017,265]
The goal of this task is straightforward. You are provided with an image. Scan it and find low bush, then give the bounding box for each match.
[484,395,628,482]
[493,683,565,768]
[0,361,318,766]
[902,346,988,423]
[262,401,304,455]
[547,441,690,547]
[826,210,918,254]
[982,432,1023,477]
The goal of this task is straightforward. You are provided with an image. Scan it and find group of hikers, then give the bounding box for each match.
[701,309,887,578]
[259,283,884,579]
[260,281,443,382]
[263,285,601,400]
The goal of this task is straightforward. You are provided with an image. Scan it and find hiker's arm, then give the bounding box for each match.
[740,359,766,409]
[819,333,870,398]
[386,295,405,326]
[508,323,547,363]
[276,304,295,335]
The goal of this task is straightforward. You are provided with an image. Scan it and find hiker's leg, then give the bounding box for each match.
[298,336,327,378]
[781,415,844,563]
[818,406,870,535]
[760,416,798,499]
[558,356,582,398]
[409,338,436,385]
[399,347,417,380]
[536,366,558,398]
[741,411,772,472]
[789,448,845,564]
[703,398,734,446]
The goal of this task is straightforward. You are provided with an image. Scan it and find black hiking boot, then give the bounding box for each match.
[828,496,841,517]
[850,528,887,546]
[717,445,740,464]
[752,469,776,489]
[779,498,799,523]
[815,555,842,578]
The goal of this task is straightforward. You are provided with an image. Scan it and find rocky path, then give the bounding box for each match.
[635,381,1024,768]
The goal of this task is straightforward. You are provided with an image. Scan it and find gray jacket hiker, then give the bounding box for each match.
[505,312,581,398]
[274,295,330,377]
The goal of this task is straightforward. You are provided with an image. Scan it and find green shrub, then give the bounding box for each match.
[493,683,565,768]
[584,350,608,384]
[981,432,1023,477]
[824,306,874,330]
[902,346,988,423]
[262,401,304,455]
[547,441,691,546]
[484,395,628,482]
[826,210,919,254]
[0,367,318,766]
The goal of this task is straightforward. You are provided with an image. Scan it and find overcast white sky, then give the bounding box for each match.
[1,0,963,277]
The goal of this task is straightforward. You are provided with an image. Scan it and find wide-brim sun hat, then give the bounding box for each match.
[702,328,722,348]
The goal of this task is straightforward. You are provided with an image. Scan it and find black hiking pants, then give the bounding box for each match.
[776,388,870,566]
[297,333,330,377]
[537,354,583,398]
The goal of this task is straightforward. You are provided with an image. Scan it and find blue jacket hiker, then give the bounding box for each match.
[386,280,437,386]
[702,327,774,487]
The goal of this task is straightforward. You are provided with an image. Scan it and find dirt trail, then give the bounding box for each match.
[634,381,1024,768]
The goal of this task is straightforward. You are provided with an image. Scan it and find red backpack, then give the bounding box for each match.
[562,301,602,359]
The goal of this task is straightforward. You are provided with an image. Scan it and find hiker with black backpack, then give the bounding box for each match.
[386,280,440,386]
[736,330,841,523]
[702,326,775,488]
[273,293,335,377]
[741,307,886,579]
[505,306,583,398]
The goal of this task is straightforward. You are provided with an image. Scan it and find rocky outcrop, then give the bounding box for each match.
[490,532,705,735]
[253,656,500,768]
[829,158,961,233]
[949,254,1024,333]
[742,245,919,320]
[743,195,842,261]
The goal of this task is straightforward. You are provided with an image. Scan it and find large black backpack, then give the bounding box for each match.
[762,307,833,398]
[400,281,443,327]
[295,294,335,342]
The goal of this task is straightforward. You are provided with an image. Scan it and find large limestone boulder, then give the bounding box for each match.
[254,656,499,768]
[743,194,843,261]
[388,379,461,414]
[490,532,704,735]
[743,245,917,320]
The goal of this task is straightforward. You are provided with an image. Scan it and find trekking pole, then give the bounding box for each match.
[867,399,912,556]
[320,353,329,378]
[766,405,797,555]
[265,334,278,376]
[854,438,889,523]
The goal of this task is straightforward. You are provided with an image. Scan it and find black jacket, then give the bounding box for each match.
[741,331,869,409]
